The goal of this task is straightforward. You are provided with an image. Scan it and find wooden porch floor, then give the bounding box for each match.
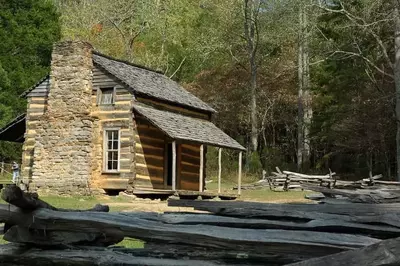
[131,188,237,200]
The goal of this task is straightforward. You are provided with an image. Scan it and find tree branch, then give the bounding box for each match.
[169,57,186,79]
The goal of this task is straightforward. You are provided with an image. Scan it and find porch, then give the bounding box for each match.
[133,104,246,196]
[130,188,238,200]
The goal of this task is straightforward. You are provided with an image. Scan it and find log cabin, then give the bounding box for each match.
[0,41,245,195]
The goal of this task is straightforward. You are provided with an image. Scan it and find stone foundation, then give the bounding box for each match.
[31,41,95,195]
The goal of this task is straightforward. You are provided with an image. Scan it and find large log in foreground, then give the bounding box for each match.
[287,236,400,266]
[0,205,376,258]
[0,185,117,246]
[1,185,109,212]
[0,244,221,266]
[3,185,400,265]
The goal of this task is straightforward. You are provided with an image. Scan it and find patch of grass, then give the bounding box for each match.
[206,180,308,202]
[240,189,308,202]
[113,238,144,248]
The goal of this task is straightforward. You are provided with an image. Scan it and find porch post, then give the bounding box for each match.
[199,144,204,192]
[218,148,222,193]
[238,151,242,195]
[172,141,177,191]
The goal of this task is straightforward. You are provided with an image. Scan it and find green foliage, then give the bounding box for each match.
[247,151,262,174]
[0,0,395,179]
[0,0,61,161]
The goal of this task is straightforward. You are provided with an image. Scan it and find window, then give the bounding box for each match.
[98,87,115,105]
[104,129,120,172]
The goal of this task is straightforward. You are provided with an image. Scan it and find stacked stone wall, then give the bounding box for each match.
[30,41,95,195]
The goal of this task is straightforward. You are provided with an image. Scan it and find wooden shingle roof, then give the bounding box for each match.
[133,104,245,151]
[93,52,216,113]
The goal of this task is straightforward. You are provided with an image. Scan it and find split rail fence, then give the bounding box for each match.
[0,184,400,265]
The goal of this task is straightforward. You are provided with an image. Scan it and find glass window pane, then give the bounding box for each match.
[107,131,113,141]
[108,141,113,150]
[108,152,114,160]
[113,131,118,139]
[107,161,112,170]
[112,161,118,170]
[112,152,118,160]
[100,88,113,105]
[113,141,118,149]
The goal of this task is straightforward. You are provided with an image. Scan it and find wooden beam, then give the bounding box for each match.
[172,141,176,191]
[238,152,242,195]
[218,148,222,194]
[199,145,204,192]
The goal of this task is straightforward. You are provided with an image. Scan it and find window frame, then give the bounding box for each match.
[97,86,116,106]
[103,128,121,173]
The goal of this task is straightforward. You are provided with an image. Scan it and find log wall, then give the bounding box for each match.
[21,93,48,180]
[90,66,134,190]
[134,118,165,189]
[21,61,207,192]
[136,97,210,120]
[179,143,200,191]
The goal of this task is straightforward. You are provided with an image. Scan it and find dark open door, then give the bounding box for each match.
[166,143,173,186]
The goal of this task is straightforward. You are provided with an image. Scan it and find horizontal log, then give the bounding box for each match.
[288,236,400,266]
[282,171,334,179]
[181,147,201,158]
[0,206,379,260]
[147,212,400,238]
[302,185,400,204]
[4,225,123,246]
[167,199,400,227]
[362,174,383,182]
[0,244,219,266]
[135,156,164,167]
[136,145,165,157]
[181,154,200,165]
[373,180,400,185]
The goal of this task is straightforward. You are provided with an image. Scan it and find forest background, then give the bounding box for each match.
[0,0,398,181]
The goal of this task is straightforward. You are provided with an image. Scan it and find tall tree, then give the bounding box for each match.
[0,0,61,161]
[318,0,400,179]
[244,0,260,153]
[393,0,400,181]
[297,1,312,171]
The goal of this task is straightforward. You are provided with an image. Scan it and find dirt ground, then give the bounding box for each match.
[106,201,199,213]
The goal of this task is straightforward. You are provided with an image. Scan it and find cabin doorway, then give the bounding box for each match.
[166,143,173,187]
[164,142,180,189]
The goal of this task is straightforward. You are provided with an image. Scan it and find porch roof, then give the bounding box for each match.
[0,113,26,143]
[132,104,245,151]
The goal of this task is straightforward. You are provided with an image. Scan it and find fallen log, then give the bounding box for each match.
[140,243,280,265]
[0,205,380,260]
[3,225,124,247]
[287,236,400,266]
[0,185,115,246]
[1,185,109,212]
[303,185,400,204]
[167,199,400,228]
[0,244,221,266]
[136,212,400,238]
[282,171,335,179]
[168,199,400,216]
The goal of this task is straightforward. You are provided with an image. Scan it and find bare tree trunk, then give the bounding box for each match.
[244,0,259,153]
[297,2,312,171]
[394,1,400,181]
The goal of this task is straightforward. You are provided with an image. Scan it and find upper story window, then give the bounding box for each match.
[97,87,115,105]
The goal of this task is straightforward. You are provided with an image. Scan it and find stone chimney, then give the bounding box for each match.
[31,41,94,194]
